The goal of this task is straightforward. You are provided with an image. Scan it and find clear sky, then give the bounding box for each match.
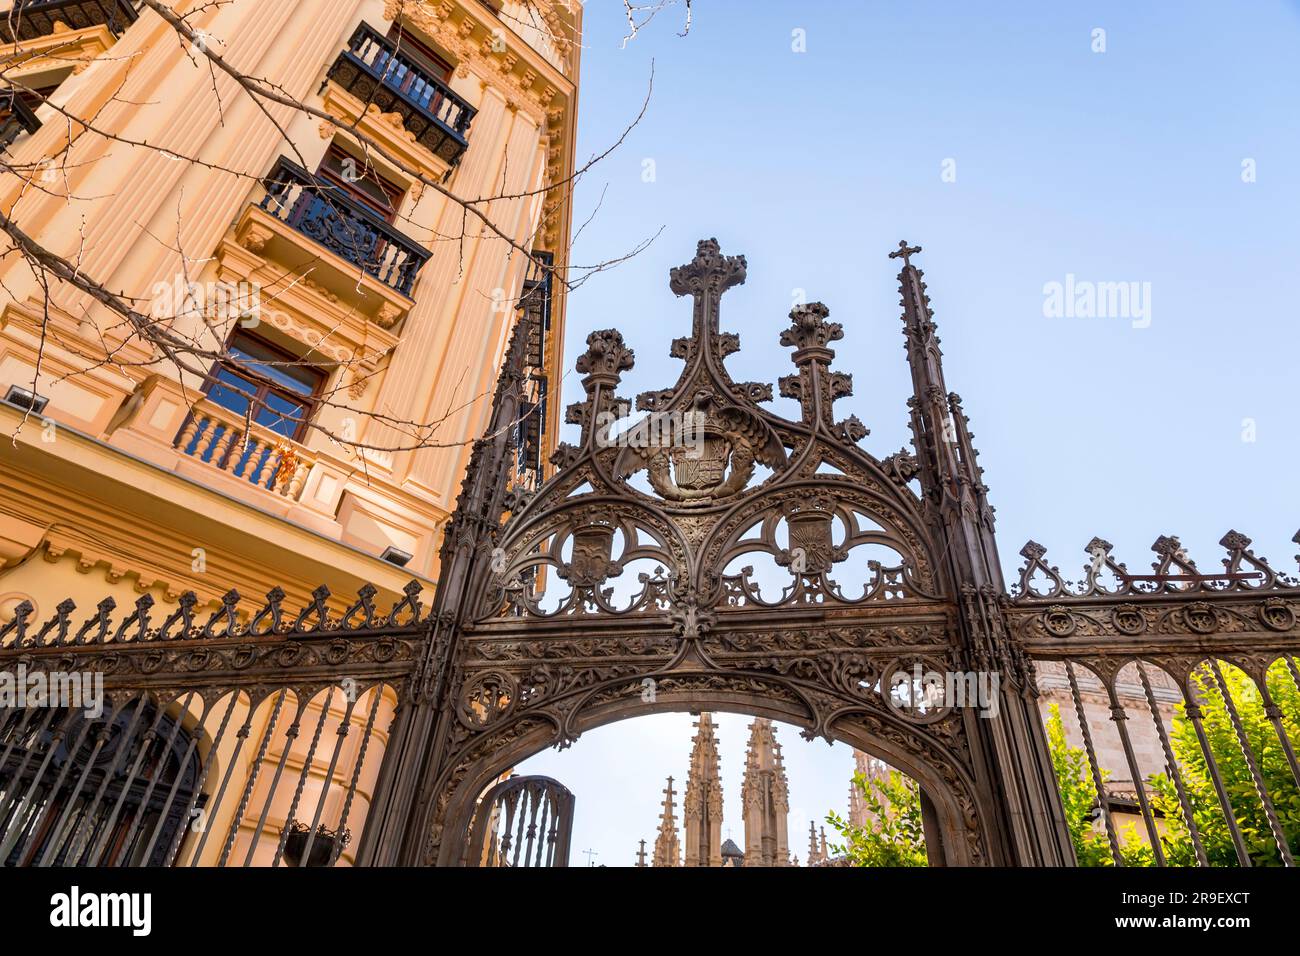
[515,0,1300,866]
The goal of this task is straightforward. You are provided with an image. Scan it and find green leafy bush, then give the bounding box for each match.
[826,661,1299,868]
[825,768,928,867]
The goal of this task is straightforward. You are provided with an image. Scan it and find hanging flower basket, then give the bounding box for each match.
[282,819,351,867]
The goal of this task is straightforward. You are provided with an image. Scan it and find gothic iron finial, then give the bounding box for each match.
[669,237,747,297]
[574,328,634,386]
[889,240,922,267]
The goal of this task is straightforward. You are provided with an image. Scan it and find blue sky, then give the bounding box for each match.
[516,0,1300,865]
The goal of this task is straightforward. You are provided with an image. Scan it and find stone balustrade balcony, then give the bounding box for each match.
[173,399,315,502]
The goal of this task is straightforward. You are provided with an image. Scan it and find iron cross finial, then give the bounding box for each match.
[889,240,922,266]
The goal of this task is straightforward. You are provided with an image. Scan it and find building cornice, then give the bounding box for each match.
[0,21,120,78]
[0,402,431,609]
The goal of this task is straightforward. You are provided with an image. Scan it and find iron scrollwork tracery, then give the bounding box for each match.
[13,238,1296,868]
[423,239,997,866]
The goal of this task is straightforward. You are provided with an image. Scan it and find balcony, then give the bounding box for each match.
[325,22,476,169]
[174,400,315,502]
[0,0,140,44]
[256,155,430,298]
[521,251,553,367]
[513,252,554,485]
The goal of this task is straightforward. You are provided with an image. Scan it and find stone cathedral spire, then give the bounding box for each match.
[652,776,681,867]
[849,750,890,828]
[806,821,830,866]
[740,718,791,866]
[682,712,724,867]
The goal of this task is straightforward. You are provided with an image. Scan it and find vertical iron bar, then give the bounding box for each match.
[1104,678,1165,865]
[51,804,92,866]
[0,707,38,783]
[544,792,558,868]
[241,697,306,867]
[497,791,517,864]
[1208,661,1293,866]
[554,790,573,867]
[296,689,358,866]
[532,791,550,867]
[1257,660,1300,796]
[216,689,285,867]
[523,786,541,866]
[552,791,566,868]
[178,694,251,867]
[1286,655,1300,695]
[325,686,384,866]
[1137,663,1208,866]
[1184,667,1252,866]
[511,788,528,868]
[271,689,333,867]
[141,693,223,866]
[528,790,543,867]
[1065,661,1124,865]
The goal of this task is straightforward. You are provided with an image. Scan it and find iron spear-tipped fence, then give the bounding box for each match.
[0,581,423,866]
[1010,531,1300,866]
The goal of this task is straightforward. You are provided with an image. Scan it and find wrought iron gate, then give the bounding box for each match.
[468,775,574,867]
[1008,535,1300,867]
[0,584,419,866]
[2,238,1297,867]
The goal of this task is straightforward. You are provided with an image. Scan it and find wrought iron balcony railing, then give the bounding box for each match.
[258,156,431,297]
[513,253,554,485]
[0,0,141,44]
[0,88,40,148]
[325,22,476,168]
[522,251,553,367]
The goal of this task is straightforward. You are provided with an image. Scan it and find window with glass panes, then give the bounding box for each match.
[384,21,455,115]
[314,144,406,223]
[203,331,326,441]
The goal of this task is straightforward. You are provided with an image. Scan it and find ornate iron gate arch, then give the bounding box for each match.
[438,698,984,866]
[366,237,1079,868]
[7,238,1295,867]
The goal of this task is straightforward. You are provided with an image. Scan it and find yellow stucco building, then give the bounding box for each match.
[0,0,579,864]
